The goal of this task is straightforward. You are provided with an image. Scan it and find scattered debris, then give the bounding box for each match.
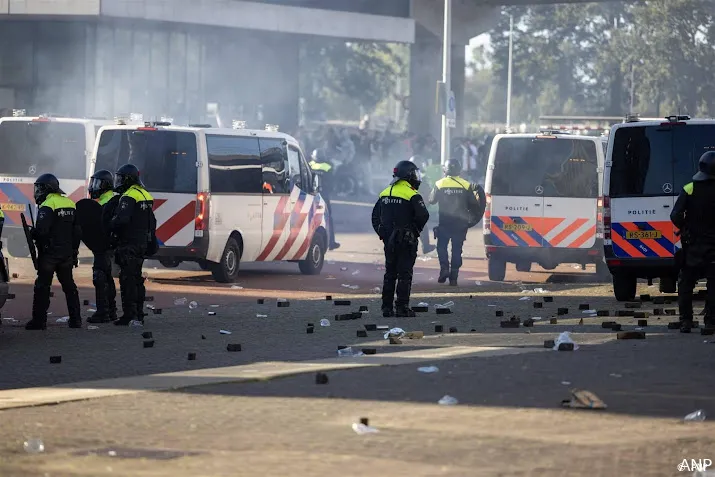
[362,348,377,355]
[143,340,155,348]
[578,304,590,311]
[208,312,216,316]
[306,326,314,334]
[389,337,402,345]
[557,308,568,315]
[334,300,351,306]
[384,328,405,340]
[617,331,645,340]
[315,372,328,384]
[227,344,242,352]
[602,321,616,329]
[325,295,332,301]
[277,300,290,308]
[582,310,597,314]
[87,325,99,330]
[49,356,62,364]
[637,319,648,327]
[257,299,264,304]
[359,306,369,312]
[219,330,232,335]
[337,347,364,357]
[411,305,428,312]
[533,302,543,309]
[23,438,45,454]
[562,389,607,409]
[436,307,452,315]
[352,422,379,434]
[56,316,69,324]
[496,310,504,317]
[320,319,331,327]
[549,318,558,325]
[187,353,196,361]
[684,409,706,422]
[544,296,554,303]
[404,331,424,339]
[449,327,458,333]
[174,298,188,306]
[597,310,610,317]
[364,324,377,331]
[188,301,198,310]
[418,366,439,373]
[624,302,641,309]
[357,330,368,338]
[142,332,153,339]
[544,340,555,348]
[256,314,267,318]
[610,324,622,331]
[434,325,444,333]
[438,395,458,406]
[523,318,535,327]
[553,332,579,351]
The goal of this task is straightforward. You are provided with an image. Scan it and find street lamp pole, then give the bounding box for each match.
[440,0,452,166]
[505,14,513,131]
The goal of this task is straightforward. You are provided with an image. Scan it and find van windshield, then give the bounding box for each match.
[491,137,598,198]
[0,120,86,179]
[95,129,198,194]
[609,124,715,197]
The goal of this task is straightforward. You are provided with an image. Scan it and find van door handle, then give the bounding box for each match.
[546,204,553,207]
[534,203,541,206]
[663,205,671,208]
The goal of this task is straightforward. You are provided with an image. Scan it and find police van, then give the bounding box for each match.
[483,131,607,281]
[90,121,329,282]
[602,115,715,300]
[0,112,113,257]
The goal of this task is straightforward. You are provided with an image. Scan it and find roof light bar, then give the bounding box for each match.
[12,109,26,117]
[232,120,247,130]
[265,124,279,132]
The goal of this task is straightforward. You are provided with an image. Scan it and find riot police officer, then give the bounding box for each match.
[86,170,119,324]
[25,173,82,330]
[0,206,4,243]
[429,159,486,286]
[671,151,715,332]
[372,161,429,317]
[309,148,340,250]
[110,164,157,326]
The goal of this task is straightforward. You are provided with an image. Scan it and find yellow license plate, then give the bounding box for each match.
[502,223,533,232]
[0,203,25,212]
[626,230,662,240]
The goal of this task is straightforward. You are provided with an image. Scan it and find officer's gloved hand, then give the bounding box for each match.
[73,252,79,268]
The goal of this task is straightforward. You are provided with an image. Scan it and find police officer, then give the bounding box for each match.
[110,164,156,326]
[309,148,340,250]
[87,170,119,324]
[0,206,4,243]
[372,161,429,317]
[25,174,82,330]
[409,155,436,254]
[430,159,486,286]
[671,151,715,332]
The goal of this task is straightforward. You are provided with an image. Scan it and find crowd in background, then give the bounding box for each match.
[292,117,493,197]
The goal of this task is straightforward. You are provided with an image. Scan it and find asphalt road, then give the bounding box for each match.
[0,200,711,477]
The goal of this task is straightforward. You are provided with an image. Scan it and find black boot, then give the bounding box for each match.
[381,306,394,317]
[88,312,114,324]
[438,268,450,284]
[24,319,47,331]
[65,289,82,329]
[395,305,416,318]
[449,270,459,286]
[680,318,694,333]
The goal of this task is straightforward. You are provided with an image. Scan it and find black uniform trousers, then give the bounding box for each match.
[116,244,146,320]
[679,262,715,325]
[32,255,81,323]
[382,233,418,309]
[92,250,116,317]
[436,226,468,278]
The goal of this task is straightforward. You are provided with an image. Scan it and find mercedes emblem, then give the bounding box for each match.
[28,165,36,175]
[535,185,544,195]
[662,183,673,193]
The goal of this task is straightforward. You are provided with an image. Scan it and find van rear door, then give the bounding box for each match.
[608,125,675,259]
[94,128,199,248]
[541,137,599,249]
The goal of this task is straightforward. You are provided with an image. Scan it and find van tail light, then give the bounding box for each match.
[598,195,611,240]
[483,193,492,231]
[195,192,209,232]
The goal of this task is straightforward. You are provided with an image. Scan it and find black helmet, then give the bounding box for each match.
[88,169,114,199]
[694,151,715,181]
[392,160,422,189]
[311,148,327,163]
[443,159,462,176]
[34,173,63,205]
[114,163,142,193]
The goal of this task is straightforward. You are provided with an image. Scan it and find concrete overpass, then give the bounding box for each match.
[0,0,605,134]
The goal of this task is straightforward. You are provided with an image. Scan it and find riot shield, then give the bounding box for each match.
[76,198,108,253]
[20,213,38,270]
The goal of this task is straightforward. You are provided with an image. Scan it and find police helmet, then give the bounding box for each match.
[34,173,64,205]
[114,163,142,193]
[393,160,422,189]
[693,151,715,181]
[88,169,114,199]
[443,159,462,177]
[311,148,327,163]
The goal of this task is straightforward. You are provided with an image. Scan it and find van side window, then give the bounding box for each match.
[94,129,198,193]
[609,126,672,197]
[260,138,289,194]
[287,146,303,189]
[207,135,262,194]
[298,149,313,193]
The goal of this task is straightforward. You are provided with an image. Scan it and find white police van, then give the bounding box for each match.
[90,121,329,282]
[484,131,607,281]
[602,115,715,300]
[0,112,113,257]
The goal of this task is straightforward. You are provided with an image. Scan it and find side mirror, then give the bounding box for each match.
[313,174,321,193]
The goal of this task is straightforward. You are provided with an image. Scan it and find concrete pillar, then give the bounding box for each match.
[409,25,441,138]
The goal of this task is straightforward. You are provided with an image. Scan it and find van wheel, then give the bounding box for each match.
[515,261,531,273]
[211,238,241,283]
[488,257,506,281]
[613,273,637,301]
[659,276,677,294]
[595,260,611,282]
[299,235,325,275]
[159,258,181,268]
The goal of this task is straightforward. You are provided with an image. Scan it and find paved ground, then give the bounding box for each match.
[0,201,712,477]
